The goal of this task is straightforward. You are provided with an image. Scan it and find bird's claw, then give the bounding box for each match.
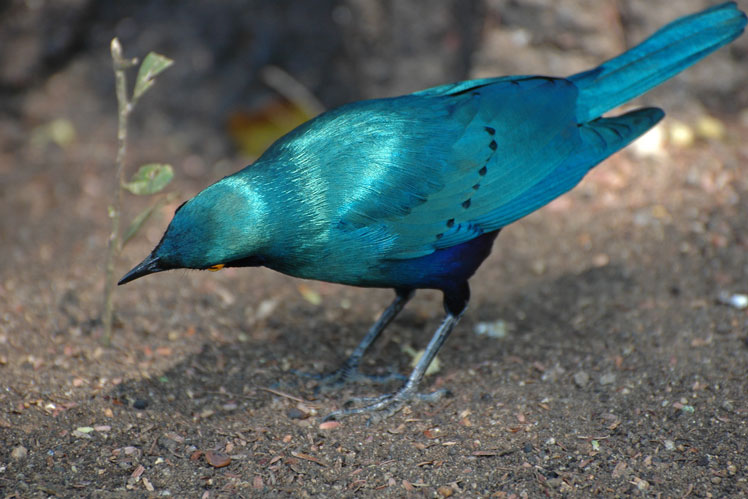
[323,386,450,424]
[293,363,406,393]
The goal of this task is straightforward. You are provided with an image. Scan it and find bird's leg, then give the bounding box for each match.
[324,312,462,421]
[324,282,469,422]
[295,288,414,390]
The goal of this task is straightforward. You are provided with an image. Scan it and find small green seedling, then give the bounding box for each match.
[102,38,175,345]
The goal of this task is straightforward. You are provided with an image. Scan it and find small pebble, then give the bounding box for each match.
[11,446,28,460]
[133,399,149,410]
[600,373,616,386]
[631,123,664,158]
[573,371,590,388]
[437,486,454,497]
[547,478,563,488]
[473,320,508,339]
[287,407,307,420]
[664,440,675,451]
[696,115,725,140]
[669,121,695,147]
[717,291,748,310]
[634,478,649,491]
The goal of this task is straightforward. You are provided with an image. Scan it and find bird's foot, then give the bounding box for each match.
[293,362,406,393]
[323,384,449,424]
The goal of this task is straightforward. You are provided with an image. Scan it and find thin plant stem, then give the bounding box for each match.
[102,38,137,345]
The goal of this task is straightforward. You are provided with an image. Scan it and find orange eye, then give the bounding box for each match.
[207,264,225,272]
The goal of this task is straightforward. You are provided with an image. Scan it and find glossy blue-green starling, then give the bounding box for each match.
[120,3,746,420]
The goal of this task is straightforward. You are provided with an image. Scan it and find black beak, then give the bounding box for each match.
[118,253,166,285]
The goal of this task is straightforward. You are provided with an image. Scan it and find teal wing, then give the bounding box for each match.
[343,76,661,260]
[324,76,585,260]
[260,75,661,265]
[385,76,582,258]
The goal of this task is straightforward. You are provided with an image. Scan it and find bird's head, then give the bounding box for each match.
[118,176,268,285]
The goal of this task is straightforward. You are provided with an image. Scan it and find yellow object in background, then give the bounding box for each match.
[227,98,314,159]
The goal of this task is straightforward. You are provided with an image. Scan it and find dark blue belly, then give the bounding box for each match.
[374,230,500,291]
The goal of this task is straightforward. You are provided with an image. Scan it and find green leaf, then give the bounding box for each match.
[133,52,174,101]
[123,163,173,195]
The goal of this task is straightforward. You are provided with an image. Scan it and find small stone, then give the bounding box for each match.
[664,440,675,451]
[592,253,609,267]
[547,478,563,488]
[696,115,725,140]
[631,124,664,158]
[474,320,508,339]
[133,399,149,410]
[11,446,28,460]
[669,120,695,147]
[437,486,454,497]
[633,477,649,491]
[531,260,546,275]
[287,407,307,420]
[599,373,616,386]
[573,371,590,388]
[717,292,748,310]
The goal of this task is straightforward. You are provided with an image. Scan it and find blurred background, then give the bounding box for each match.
[2,0,745,164]
[1,0,746,300]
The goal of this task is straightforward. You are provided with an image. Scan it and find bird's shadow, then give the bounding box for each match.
[109,262,638,419]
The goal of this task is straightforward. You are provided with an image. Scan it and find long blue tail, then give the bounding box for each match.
[570,2,746,122]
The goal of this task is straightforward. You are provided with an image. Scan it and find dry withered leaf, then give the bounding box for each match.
[388,423,406,434]
[291,451,327,467]
[131,464,145,479]
[205,450,231,468]
[319,421,340,430]
[423,428,440,439]
[612,460,627,478]
[142,477,154,492]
